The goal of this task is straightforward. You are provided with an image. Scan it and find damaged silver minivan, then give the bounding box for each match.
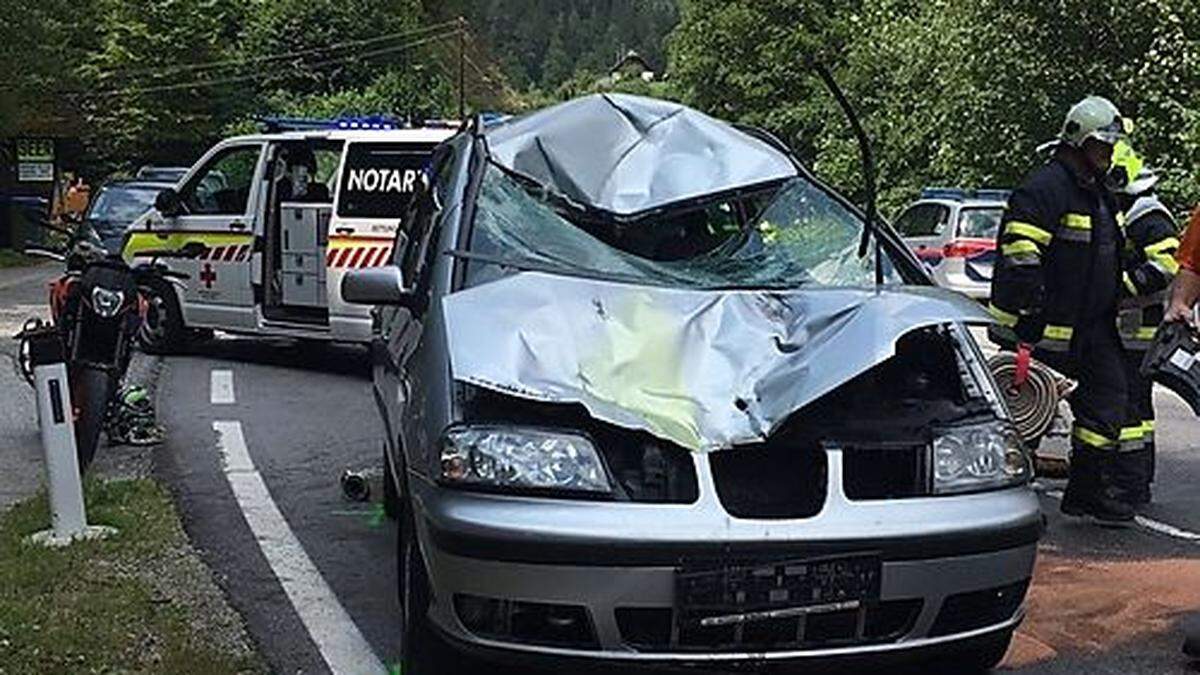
[344,94,1042,673]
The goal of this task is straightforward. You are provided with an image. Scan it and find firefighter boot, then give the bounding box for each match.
[1060,447,1135,524]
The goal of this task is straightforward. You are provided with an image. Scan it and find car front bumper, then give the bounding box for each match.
[411,449,1042,665]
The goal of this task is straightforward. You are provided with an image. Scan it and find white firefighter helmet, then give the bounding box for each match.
[1060,96,1128,147]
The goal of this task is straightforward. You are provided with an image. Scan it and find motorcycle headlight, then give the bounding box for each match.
[440,426,611,495]
[932,421,1031,495]
[90,287,126,318]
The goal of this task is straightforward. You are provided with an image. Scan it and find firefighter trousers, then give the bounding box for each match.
[1118,350,1156,503]
[1039,318,1134,510]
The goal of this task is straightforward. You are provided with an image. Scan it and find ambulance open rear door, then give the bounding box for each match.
[326,141,435,341]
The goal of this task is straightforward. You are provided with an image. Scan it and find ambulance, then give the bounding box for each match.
[121,118,456,351]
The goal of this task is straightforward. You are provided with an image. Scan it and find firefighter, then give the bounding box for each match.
[1107,143,1180,505]
[989,95,1134,524]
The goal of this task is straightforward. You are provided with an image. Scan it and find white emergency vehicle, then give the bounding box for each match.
[122,118,456,351]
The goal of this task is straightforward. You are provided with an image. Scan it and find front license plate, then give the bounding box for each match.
[675,555,881,627]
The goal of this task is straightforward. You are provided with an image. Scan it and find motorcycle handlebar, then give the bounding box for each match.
[24,247,67,262]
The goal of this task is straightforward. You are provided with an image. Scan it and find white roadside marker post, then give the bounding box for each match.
[25,328,116,547]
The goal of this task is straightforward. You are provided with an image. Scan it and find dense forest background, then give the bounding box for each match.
[5,0,1200,212]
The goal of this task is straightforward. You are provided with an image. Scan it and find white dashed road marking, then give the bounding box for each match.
[210,369,235,405]
[1045,489,1200,543]
[214,420,386,674]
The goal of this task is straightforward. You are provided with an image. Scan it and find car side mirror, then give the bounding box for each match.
[154,188,182,217]
[342,266,415,308]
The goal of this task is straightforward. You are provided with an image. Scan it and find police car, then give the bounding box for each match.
[894,187,1009,301]
[121,117,456,351]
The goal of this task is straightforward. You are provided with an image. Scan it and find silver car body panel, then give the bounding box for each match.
[443,271,994,452]
[484,93,798,216]
[414,448,1041,661]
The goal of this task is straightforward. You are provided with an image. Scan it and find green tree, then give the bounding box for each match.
[238,0,431,97]
[76,0,245,172]
[668,0,1200,213]
[540,28,573,90]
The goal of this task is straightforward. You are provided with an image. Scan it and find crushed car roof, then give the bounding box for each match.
[483,93,799,216]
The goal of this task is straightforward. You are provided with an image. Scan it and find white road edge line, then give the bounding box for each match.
[1044,489,1200,542]
[211,370,235,405]
[214,421,386,674]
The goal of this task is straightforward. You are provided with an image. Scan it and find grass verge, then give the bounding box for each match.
[0,479,262,674]
[0,250,35,268]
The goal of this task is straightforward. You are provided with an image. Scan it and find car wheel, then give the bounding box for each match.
[396,490,470,674]
[944,629,1014,672]
[382,443,399,520]
[137,281,185,355]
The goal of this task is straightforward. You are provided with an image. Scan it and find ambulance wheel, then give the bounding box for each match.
[138,281,185,355]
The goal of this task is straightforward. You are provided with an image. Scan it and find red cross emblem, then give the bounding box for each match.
[200,263,217,289]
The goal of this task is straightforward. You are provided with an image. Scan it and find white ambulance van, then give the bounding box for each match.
[122,122,456,351]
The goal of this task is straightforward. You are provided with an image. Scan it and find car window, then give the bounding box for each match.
[399,147,457,286]
[467,166,897,290]
[337,142,437,219]
[86,187,159,232]
[895,204,949,237]
[182,145,261,215]
[957,207,1003,239]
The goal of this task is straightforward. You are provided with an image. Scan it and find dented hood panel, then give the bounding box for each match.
[444,273,992,452]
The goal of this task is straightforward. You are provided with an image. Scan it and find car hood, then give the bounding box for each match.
[443,272,993,452]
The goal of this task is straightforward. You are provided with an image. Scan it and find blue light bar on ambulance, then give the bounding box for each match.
[257,115,404,133]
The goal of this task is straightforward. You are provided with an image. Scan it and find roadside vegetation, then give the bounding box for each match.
[0,479,262,675]
[0,251,36,268]
[5,0,1199,217]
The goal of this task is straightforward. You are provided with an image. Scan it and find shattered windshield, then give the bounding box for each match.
[466,164,897,289]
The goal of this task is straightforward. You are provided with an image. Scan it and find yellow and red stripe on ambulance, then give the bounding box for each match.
[122,231,254,263]
[326,235,394,269]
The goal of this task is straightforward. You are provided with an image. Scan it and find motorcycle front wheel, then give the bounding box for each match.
[73,367,115,473]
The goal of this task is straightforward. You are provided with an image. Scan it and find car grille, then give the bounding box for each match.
[929,579,1029,637]
[840,443,930,500]
[709,444,826,519]
[615,599,922,652]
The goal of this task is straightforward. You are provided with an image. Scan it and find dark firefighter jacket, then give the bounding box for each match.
[989,154,1124,354]
[1117,195,1180,350]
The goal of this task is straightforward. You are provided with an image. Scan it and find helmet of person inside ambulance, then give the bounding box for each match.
[283,147,318,198]
[1106,140,1159,211]
[1058,96,1131,174]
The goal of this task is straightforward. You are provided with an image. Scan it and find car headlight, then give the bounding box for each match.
[90,287,125,318]
[440,426,612,494]
[932,421,1031,495]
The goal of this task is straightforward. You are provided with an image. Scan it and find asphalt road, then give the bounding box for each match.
[147,331,1200,675]
[0,263,57,510]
